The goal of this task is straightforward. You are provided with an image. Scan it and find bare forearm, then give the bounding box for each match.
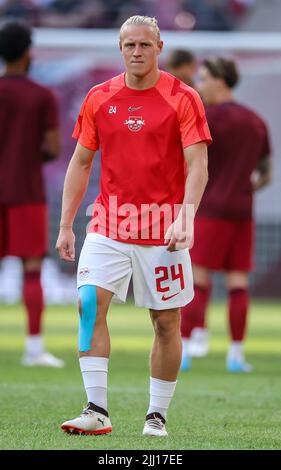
[165,149,208,251]
[182,143,209,216]
[42,129,60,163]
[182,165,208,215]
[60,156,92,226]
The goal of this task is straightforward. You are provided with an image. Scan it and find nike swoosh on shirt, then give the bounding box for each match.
[161,292,180,301]
[128,106,143,112]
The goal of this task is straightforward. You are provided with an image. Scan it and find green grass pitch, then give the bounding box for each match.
[0,300,281,450]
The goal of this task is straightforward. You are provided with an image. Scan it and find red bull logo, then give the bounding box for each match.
[124,116,145,132]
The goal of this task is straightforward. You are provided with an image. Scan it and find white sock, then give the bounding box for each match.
[25,335,44,356]
[147,377,177,420]
[79,356,108,411]
[228,341,244,360]
[182,338,190,357]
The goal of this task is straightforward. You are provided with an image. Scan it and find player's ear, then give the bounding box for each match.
[157,40,164,55]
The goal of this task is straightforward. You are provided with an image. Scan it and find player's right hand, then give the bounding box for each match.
[164,206,194,252]
[56,227,75,261]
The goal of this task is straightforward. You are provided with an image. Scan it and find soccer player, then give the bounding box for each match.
[181,57,271,372]
[0,21,64,368]
[166,49,197,87]
[56,15,212,437]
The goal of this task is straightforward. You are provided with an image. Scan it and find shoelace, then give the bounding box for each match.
[81,407,95,417]
[146,417,165,430]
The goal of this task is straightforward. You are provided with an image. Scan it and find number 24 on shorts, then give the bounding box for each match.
[155,264,185,300]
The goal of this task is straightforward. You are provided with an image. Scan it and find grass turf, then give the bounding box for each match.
[0,300,281,450]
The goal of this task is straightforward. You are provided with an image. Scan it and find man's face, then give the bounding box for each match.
[120,25,163,78]
[196,65,220,105]
[172,62,197,86]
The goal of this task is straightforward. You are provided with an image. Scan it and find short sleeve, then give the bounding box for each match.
[43,88,59,130]
[178,90,212,149]
[72,91,100,151]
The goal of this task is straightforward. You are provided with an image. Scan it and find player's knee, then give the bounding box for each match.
[78,285,97,353]
[154,312,180,341]
[22,257,43,272]
[193,265,210,287]
[226,272,248,290]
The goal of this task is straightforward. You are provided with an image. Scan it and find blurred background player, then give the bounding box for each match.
[0,21,64,367]
[181,57,271,372]
[165,48,197,87]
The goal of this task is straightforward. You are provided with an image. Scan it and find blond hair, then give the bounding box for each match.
[119,16,160,41]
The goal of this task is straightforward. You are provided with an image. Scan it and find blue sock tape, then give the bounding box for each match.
[78,285,97,352]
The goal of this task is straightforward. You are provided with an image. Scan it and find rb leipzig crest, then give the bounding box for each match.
[79,267,90,281]
[124,116,145,132]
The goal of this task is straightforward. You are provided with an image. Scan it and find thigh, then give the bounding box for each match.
[132,244,194,310]
[7,203,48,258]
[77,233,132,303]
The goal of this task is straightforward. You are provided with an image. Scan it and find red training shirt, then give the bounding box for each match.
[0,75,59,205]
[73,70,212,245]
[198,102,271,220]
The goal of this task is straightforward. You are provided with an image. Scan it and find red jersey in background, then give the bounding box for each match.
[0,75,58,205]
[198,101,271,220]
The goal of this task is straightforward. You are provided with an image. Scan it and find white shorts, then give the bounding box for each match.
[77,233,194,310]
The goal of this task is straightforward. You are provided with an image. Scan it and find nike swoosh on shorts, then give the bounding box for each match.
[161,292,180,301]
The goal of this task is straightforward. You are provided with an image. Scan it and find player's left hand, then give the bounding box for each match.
[164,207,194,252]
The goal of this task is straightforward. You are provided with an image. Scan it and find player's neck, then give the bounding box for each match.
[4,63,27,76]
[213,90,234,105]
[125,68,161,90]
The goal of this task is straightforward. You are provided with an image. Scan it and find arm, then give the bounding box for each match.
[42,89,60,162]
[182,142,209,212]
[56,142,95,261]
[42,128,60,162]
[251,157,272,191]
[165,142,208,251]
